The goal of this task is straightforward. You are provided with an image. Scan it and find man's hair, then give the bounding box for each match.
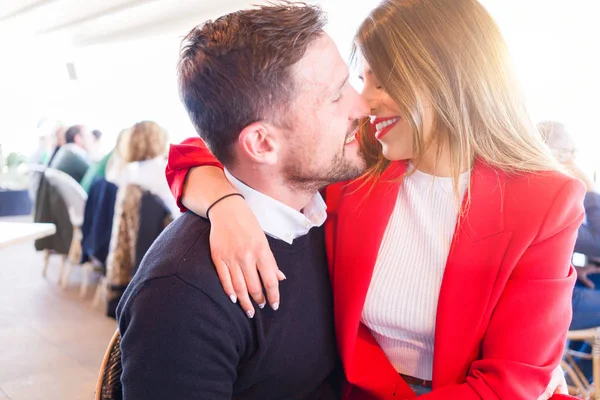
[64,125,82,144]
[177,2,326,165]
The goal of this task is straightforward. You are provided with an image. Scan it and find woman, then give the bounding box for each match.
[115,121,180,217]
[166,0,582,398]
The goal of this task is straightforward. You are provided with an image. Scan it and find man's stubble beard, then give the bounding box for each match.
[283,144,367,194]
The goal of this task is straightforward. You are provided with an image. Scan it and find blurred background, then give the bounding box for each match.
[0,0,598,399]
[0,0,598,168]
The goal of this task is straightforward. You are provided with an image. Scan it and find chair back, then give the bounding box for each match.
[44,168,87,226]
[105,185,173,318]
[81,178,118,266]
[27,163,47,207]
[95,329,122,400]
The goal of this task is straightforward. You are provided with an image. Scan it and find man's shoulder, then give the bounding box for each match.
[120,212,230,314]
[142,211,211,268]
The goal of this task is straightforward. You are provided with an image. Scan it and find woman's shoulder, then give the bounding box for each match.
[501,168,584,237]
[504,168,582,202]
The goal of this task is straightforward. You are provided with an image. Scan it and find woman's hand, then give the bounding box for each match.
[536,365,568,400]
[208,195,285,318]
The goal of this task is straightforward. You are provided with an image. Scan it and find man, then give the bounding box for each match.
[117,3,368,399]
[47,125,66,165]
[49,124,92,182]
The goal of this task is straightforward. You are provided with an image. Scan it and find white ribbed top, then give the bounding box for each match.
[361,165,469,380]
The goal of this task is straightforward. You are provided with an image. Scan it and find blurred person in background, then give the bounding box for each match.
[539,120,600,383]
[47,125,66,165]
[539,121,600,327]
[115,121,179,217]
[539,121,600,271]
[30,121,59,165]
[80,128,131,193]
[89,129,105,162]
[48,124,92,183]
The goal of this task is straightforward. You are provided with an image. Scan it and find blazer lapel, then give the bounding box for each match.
[333,161,406,377]
[432,160,513,386]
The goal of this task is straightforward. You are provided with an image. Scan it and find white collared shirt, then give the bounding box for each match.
[224,169,327,244]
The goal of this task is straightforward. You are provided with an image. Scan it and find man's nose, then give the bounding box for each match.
[352,94,370,119]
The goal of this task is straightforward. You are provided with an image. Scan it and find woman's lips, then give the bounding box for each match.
[372,116,401,140]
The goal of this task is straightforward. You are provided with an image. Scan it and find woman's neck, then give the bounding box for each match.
[412,140,470,177]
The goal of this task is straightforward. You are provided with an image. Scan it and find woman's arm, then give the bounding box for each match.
[166,138,283,316]
[419,179,584,399]
[165,137,225,213]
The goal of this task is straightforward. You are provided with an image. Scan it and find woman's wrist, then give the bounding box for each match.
[207,193,245,221]
[181,166,239,217]
[205,193,247,222]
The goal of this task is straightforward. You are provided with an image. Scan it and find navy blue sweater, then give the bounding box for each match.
[117,212,340,399]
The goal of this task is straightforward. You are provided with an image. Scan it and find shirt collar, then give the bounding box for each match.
[224,169,327,244]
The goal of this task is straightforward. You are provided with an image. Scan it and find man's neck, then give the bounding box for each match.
[226,167,314,212]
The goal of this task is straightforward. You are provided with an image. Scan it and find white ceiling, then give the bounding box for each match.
[0,0,307,47]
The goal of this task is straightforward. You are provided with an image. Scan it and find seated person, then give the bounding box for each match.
[539,120,600,329]
[89,129,105,162]
[47,125,66,165]
[117,4,367,399]
[80,128,130,193]
[49,124,92,183]
[111,121,179,217]
[539,120,600,381]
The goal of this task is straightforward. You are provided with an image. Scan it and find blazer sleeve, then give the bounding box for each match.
[119,276,244,399]
[165,137,223,211]
[420,179,584,400]
[574,191,600,257]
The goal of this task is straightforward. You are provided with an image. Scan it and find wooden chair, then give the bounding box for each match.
[95,329,122,400]
[562,327,600,399]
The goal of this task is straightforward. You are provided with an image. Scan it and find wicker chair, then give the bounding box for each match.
[95,329,123,400]
[562,327,600,399]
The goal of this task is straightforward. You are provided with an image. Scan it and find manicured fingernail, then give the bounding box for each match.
[246,310,255,319]
[280,272,287,280]
[271,302,279,311]
[258,302,266,309]
[229,294,237,303]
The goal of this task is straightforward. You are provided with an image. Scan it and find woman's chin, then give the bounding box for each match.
[380,143,411,162]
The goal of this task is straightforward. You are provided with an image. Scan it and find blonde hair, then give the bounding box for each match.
[125,121,169,163]
[353,0,562,192]
[115,128,132,160]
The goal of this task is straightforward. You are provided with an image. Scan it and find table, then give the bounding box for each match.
[0,222,56,249]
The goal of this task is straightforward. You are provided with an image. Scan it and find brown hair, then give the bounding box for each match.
[126,121,168,163]
[177,2,326,165]
[353,0,561,193]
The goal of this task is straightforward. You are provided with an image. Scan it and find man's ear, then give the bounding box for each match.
[238,122,279,165]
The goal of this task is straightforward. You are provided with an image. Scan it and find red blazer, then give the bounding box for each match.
[166,138,584,400]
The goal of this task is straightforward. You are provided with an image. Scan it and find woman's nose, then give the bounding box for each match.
[361,88,379,113]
